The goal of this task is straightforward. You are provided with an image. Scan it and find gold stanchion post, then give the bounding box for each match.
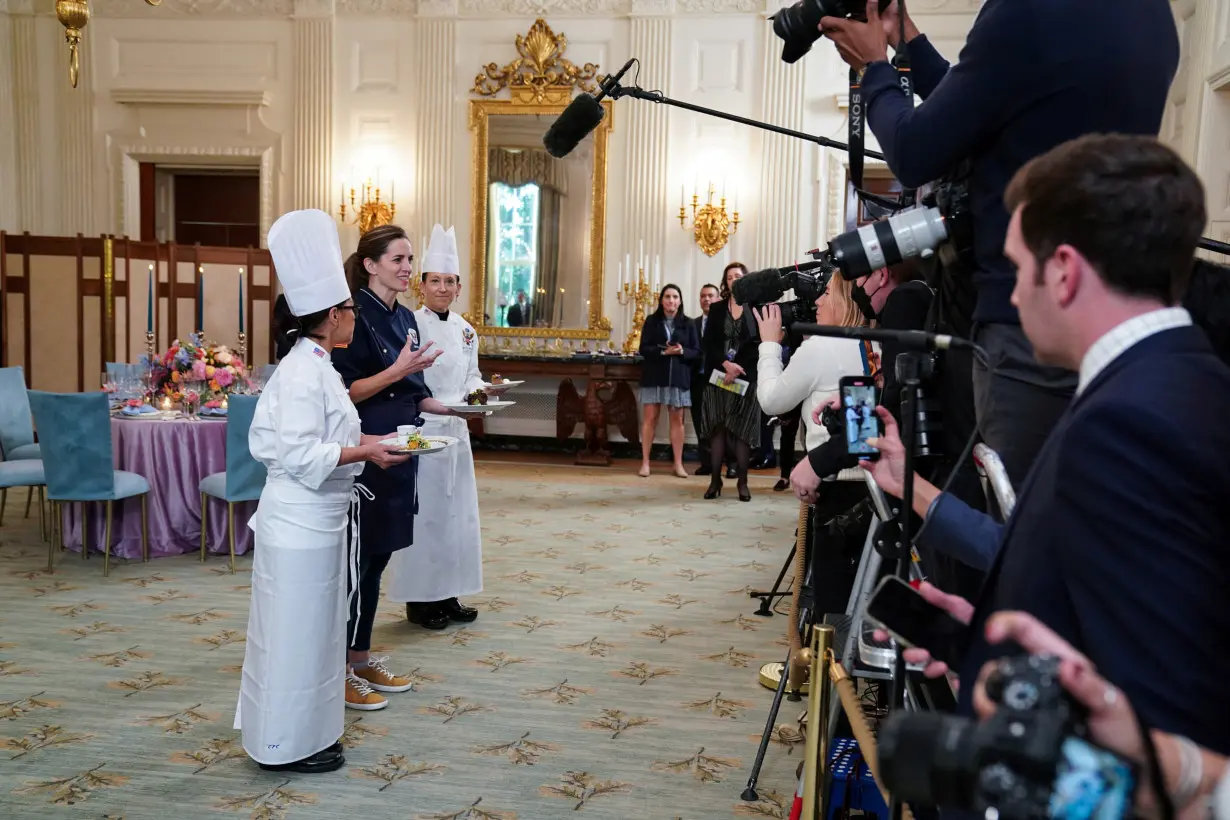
[800,623,835,820]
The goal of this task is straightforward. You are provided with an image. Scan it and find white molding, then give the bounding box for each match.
[111,89,274,107]
[113,143,276,245]
[92,0,294,17]
[94,0,956,15]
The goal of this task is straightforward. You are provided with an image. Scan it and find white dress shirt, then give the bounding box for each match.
[1077,307,1192,395]
[757,336,867,450]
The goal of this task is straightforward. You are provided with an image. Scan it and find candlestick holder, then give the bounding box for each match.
[237,331,247,365]
[615,267,653,355]
[679,183,740,257]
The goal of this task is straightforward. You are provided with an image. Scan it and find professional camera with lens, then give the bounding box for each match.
[772,0,892,63]
[879,655,1138,820]
[730,258,836,327]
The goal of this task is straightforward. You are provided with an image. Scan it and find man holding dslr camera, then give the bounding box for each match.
[819,0,1179,487]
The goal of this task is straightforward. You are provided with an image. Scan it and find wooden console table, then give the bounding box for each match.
[477,353,643,466]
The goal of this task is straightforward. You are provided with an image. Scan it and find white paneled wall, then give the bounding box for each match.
[1165,0,1230,246]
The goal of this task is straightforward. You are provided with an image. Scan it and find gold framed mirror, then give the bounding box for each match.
[466,19,614,342]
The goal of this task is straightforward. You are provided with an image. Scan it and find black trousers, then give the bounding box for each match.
[347,552,391,653]
[777,405,802,478]
[690,376,708,462]
[972,322,1076,489]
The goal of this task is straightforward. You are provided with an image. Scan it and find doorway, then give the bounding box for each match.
[138,165,261,247]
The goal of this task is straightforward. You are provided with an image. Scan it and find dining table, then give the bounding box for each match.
[59,410,255,561]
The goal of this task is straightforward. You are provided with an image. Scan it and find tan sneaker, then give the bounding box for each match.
[345,673,388,710]
[352,656,414,693]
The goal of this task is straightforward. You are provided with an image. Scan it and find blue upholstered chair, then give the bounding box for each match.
[199,395,265,573]
[0,366,45,526]
[27,391,150,576]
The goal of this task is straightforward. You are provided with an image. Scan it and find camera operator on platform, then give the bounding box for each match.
[860,134,1230,757]
[819,0,1179,488]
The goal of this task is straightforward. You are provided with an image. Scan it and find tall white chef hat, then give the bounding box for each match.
[268,209,352,316]
[421,223,460,276]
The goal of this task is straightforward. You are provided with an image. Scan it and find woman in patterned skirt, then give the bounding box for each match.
[637,284,701,477]
[700,262,761,501]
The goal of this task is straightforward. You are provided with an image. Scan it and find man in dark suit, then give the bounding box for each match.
[506,291,531,327]
[862,134,1230,755]
[691,284,722,475]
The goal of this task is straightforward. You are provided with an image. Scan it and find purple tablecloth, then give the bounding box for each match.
[61,416,255,560]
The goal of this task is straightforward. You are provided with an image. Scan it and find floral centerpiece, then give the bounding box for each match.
[139,332,247,405]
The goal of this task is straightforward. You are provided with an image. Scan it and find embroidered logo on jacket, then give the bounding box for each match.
[407,329,419,348]
[462,327,476,348]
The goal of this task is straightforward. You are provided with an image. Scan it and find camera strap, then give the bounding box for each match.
[847,0,914,198]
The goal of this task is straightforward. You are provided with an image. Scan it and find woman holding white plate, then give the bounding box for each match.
[387,224,487,629]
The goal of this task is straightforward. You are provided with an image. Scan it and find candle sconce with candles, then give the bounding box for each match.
[615,264,654,355]
[680,181,740,257]
[339,177,396,235]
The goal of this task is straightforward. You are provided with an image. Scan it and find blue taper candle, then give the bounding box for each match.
[146,265,154,333]
[238,272,245,334]
[196,273,204,331]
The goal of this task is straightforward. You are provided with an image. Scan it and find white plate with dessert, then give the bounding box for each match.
[438,389,516,414]
[482,375,524,394]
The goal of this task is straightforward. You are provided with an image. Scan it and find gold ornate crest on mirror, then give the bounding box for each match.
[466,19,614,345]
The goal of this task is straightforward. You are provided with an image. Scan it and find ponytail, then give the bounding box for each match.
[344,252,367,295]
[273,293,339,356]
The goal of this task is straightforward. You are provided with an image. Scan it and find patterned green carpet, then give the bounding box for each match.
[0,464,807,819]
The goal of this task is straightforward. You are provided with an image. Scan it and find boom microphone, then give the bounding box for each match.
[543,58,636,158]
[792,323,980,354]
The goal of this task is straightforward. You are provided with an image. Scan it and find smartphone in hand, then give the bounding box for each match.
[864,576,967,669]
[839,375,881,460]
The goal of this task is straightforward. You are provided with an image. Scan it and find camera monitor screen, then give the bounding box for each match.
[1050,736,1136,820]
[841,380,879,457]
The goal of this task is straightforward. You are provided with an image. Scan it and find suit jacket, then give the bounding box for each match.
[937,326,1230,755]
[507,302,531,327]
[638,314,700,391]
[701,300,760,385]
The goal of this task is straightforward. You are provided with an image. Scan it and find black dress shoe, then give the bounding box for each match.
[725,466,738,479]
[406,603,450,630]
[439,598,478,623]
[773,479,789,492]
[326,741,343,755]
[258,748,345,774]
[695,465,712,476]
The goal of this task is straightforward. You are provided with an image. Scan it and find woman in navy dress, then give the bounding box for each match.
[331,224,456,712]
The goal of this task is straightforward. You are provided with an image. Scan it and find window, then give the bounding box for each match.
[492,182,540,327]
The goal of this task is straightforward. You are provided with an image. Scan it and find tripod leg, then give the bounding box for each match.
[742,646,795,802]
[751,544,795,616]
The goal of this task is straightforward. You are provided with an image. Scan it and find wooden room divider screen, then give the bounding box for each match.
[0,233,278,391]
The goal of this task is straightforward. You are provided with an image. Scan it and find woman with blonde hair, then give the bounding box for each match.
[753,273,870,493]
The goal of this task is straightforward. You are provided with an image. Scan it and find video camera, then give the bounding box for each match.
[879,654,1138,820]
[729,256,837,325]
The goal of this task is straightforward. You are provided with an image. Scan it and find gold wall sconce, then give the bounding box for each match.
[56,0,162,88]
[338,178,397,235]
[679,182,740,257]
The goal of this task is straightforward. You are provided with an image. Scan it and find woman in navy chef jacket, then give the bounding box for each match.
[331,224,457,713]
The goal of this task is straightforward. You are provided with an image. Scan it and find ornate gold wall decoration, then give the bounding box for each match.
[679,183,740,257]
[471,18,600,105]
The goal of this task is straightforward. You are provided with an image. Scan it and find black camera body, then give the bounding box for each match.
[773,0,893,63]
[879,654,1125,820]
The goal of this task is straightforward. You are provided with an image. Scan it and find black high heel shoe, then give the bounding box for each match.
[737,481,751,502]
[704,478,723,500]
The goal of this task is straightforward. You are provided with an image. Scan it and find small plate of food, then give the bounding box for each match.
[482,374,524,394]
[379,432,457,455]
[437,390,516,414]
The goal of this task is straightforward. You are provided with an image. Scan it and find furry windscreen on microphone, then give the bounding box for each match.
[1186,259,1230,366]
[543,93,605,159]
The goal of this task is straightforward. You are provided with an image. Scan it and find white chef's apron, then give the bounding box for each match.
[233,476,350,765]
[386,412,483,602]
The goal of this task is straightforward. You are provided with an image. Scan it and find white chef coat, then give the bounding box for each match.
[757,336,867,451]
[386,307,484,602]
[234,337,364,765]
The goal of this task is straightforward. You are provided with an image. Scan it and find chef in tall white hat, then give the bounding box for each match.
[234,209,409,774]
[387,223,486,626]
